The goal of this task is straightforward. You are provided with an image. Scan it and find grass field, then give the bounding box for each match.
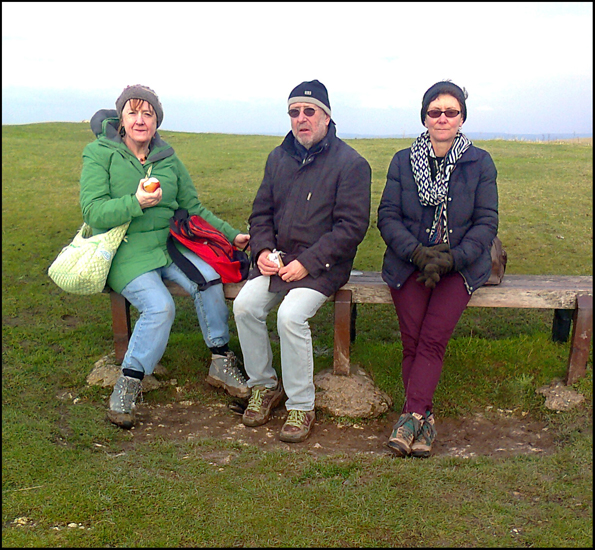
[2,123,592,547]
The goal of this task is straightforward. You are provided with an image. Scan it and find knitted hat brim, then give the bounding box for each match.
[287,97,332,118]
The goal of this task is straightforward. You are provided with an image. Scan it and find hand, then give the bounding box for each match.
[279,260,308,283]
[410,244,439,271]
[233,233,250,250]
[135,179,162,209]
[257,249,280,276]
[410,243,451,271]
[417,265,441,289]
[428,249,454,275]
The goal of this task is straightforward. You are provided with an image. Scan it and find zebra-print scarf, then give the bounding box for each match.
[410,130,471,244]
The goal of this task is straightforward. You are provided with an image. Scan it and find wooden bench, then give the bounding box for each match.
[109,272,593,385]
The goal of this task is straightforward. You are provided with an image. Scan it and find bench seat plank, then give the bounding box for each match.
[110,272,592,386]
[343,273,593,309]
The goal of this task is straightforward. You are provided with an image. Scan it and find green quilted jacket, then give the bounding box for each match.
[80,109,240,293]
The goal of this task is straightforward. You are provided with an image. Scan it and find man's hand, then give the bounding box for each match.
[257,249,280,276]
[279,260,308,282]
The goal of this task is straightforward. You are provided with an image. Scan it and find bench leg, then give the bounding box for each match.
[552,308,573,343]
[350,303,358,343]
[110,291,131,365]
[566,293,593,385]
[333,289,353,376]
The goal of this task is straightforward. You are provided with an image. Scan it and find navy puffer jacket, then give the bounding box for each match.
[377,144,498,293]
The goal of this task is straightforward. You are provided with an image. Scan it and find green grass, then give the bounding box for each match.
[2,123,592,547]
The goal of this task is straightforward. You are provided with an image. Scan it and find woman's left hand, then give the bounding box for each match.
[233,233,250,250]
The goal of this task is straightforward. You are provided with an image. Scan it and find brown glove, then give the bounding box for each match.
[417,264,441,288]
[414,244,453,289]
[428,249,454,275]
[410,244,440,271]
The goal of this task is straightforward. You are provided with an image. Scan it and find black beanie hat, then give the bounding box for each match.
[288,79,332,117]
[116,84,164,127]
[421,80,468,124]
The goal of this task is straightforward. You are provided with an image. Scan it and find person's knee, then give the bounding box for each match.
[277,303,304,332]
[233,292,256,321]
[148,294,176,325]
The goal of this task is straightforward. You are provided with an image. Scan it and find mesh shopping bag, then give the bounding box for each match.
[48,221,130,295]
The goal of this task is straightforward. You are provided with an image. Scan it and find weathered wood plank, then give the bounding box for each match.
[342,273,593,309]
[169,274,594,309]
[121,273,592,381]
[110,291,131,364]
[566,293,594,384]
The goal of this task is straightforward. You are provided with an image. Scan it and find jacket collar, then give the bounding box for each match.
[89,109,172,161]
[281,120,337,161]
[457,144,479,163]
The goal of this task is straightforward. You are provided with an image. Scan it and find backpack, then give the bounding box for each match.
[485,236,508,285]
[167,209,250,290]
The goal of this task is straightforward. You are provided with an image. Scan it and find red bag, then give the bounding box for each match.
[167,209,250,289]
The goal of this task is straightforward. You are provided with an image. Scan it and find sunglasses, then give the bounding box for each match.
[288,107,317,118]
[426,109,461,119]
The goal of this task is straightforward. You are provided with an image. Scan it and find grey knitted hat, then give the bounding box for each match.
[116,84,164,127]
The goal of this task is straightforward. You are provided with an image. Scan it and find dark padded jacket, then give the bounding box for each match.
[377,144,498,294]
[248,122,371,297]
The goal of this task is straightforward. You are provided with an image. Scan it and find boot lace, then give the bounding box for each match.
[246,387,265,413]
[117,376,142,411]
[392,412,422,442]
[223,353,247,384]
[284,410,307,427]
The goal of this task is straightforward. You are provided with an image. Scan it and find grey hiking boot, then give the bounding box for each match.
[411,412,437,458]
[387,412,424,457]
[242,381,285,427]
[205,351,250,398]
[107,374,142,429]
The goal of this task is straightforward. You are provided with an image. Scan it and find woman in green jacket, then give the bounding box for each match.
[80,85,250,429]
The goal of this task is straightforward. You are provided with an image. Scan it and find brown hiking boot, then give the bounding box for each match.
[279,409,316,443]
[411,412,437,458]
[387,412,424,457]
[242,381,284,427]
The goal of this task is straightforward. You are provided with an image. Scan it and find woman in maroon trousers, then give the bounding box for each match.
[377,80,498,458]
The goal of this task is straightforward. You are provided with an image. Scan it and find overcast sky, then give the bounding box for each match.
[2,2,593,137]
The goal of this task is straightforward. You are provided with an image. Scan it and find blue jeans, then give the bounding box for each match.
[120,249,229,376]
[233,275,327,411]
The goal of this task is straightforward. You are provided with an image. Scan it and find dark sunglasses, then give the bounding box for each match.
[426,109,461,119]
[288,107,317,118]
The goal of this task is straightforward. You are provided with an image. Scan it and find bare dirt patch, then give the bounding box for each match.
[118,398,557,459]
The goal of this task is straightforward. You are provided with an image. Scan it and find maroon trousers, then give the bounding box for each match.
[389,271,472,415]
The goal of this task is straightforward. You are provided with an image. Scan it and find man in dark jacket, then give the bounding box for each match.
[233,80,371,443]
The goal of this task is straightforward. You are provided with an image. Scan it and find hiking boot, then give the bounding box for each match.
[205,351,250,398]
[411,412,437,459]
[279,409,316,443]
[242,381,285,427]
[107,374,142,429]
[387,412,424,457]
